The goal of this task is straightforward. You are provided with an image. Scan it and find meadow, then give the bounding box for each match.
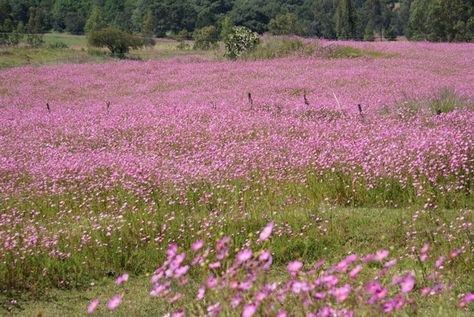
[0,40,473,316]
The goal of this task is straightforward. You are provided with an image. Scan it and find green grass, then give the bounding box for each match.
[1,170,472,315]
[1,204,472,316]
[240,37,390,60]
[42,33,88,48]
[0,47,109,69]
[381,87,474,118]
[0,33,390,70]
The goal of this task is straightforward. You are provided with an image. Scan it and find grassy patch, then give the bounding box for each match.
[1,205,472,316]
[42,33,88,49]
[0,47,108,70]
[239,37,389,60]
[381,87,474,118]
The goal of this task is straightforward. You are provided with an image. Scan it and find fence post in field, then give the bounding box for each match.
[46,103,51,113]
[248,92,253,110]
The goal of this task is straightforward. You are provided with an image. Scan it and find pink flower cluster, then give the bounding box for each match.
[89,222,471,316]
[0,42,472,200]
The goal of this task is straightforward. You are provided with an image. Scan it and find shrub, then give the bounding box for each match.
[26,34,44,48]
[219,16,234,41]
[193,26,218,50]
[224,26,260,60]
[242,37,313,60]
[176,29,190,50]
[49,41,69,49]
[363,23,375,41]
[268,13,304,36]
[88,27,145,58]
[384,26,397,41]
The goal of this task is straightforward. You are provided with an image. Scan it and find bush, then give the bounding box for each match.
[0,33,22,46]
[363,23,375,42]
[193,26,218,50]
[49,41,69,49]
[242,37,313,60]
[224,26,260,60]
[268,13,304,36]
[88,27,145,58]
[176,29,190,49]
[384,26,397,41]
[219,16,234,41]
[26,34,44,48]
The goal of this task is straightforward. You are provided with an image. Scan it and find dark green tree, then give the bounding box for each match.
[336,0,357,39]
[85,5,105,33]
[193,25,218,50]
[219,15,234,41]
[88,27,145,57]
[268,12,304,35]
[141,10,155,36]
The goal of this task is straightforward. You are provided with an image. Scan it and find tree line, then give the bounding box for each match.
[1,0,473,42]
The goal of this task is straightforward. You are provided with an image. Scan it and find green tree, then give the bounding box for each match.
[193,25,218,50]
[336,0,357,39]
[220,16,234,41]
[363,21,375,41]
[384,25,397,41]
[142,10,155,37]
[88,27,145,58]
[26,7,43,47]
[307,0,337,39]
[176,29,189,49]
[85,5,104,34]
[224,26,260,59]
[268,13,304,36]
[406,0,429,39]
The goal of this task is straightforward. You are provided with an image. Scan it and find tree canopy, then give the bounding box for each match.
[0,0,473,42]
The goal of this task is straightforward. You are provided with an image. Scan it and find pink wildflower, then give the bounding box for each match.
[287,260,303,273]
[374,250,389,261]
[242,304,257,317]
[435,256,445,268]
[400,275,415,293]
[237,249,253,262]
[115,273,129,285]
[107,295,122,310]
[258,222,274,241]
[349,265,363,278]
[171,309,185,317]
[192,239,204,251]
[87,299,99,314]
[330,284,351,302]
[459,293,474,307]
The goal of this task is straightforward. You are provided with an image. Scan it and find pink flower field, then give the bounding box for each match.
[0,41,473,316]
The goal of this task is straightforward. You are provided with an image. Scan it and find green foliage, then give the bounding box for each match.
[219,16,234,41]
[224,26,259,60]
[141,10,155,37]
[48,41,69,49]
[268,13,304,36]
[307,0,337,39]
[408,0,474,42]
[85,5,104,34]
[429,87,473,114]
[384,26,397,41]
[241,37,313,60]
[192,25,218,50]
[363,22,375,41]
[176,29,189,49]
[88,27,145,58]
[381,87,474,118]
[336,0,357,40]
[1,0,473,44]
